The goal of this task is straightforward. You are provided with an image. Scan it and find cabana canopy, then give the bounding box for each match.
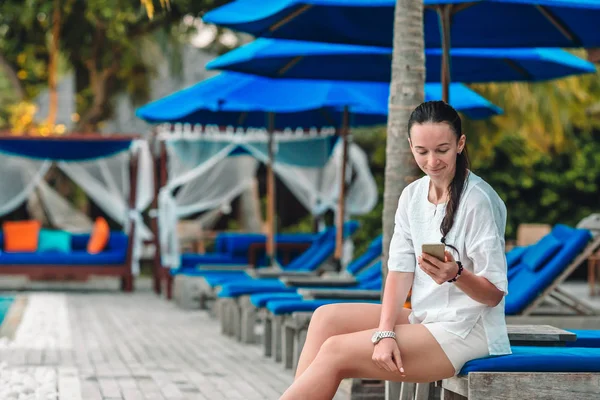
[0,135,136,161]
[155,129,353,269]
[0,134,154,275]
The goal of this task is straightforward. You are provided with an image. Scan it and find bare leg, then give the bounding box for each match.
[281,324,454,400]
[295,303,411,378]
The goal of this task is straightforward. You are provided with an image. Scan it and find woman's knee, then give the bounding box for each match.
[316,335,356,377]
[317,335,346,362]
[309,304,341,331]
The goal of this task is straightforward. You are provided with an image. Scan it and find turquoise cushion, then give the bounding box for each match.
[38,229,71,253]
[522,234,563,271]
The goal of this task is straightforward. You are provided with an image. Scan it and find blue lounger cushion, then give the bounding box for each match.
[173,224,347,286]
[217,258,383,299]
[521,234,563,272]
[171,268,254,286]
[567,330,600,347]
[247,271,383,308]
[250,292,303,307]
[461,346,600,374]
[266,298,380,315]
[345,235,382,275]
[181,232,317,267]
[172,268,247,277]
[507,263,523,281]
[505,225,591,315]
[234,259,383,305]
[219,280,297,297]
[203,273,254,287]
[506,246,528,269]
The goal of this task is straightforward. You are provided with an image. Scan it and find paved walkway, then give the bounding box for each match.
[0,289,351,400]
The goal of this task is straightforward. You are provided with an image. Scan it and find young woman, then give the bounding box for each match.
[280,101,511,400]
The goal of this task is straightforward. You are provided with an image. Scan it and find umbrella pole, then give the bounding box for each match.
[334,106,350,272]
[437,5,453,103]
[266,112,276,267]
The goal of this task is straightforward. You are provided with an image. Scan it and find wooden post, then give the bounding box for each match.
[157,141,173,299]
[150,135,164,295]
[266,112,276,266]
[334,107,350,271]
[124,145,139,292]
[437,5,453,103]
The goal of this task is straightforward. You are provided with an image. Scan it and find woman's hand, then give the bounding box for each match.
[418,251,459,284]
[372,338,405,376]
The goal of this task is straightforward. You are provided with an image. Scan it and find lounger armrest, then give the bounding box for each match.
[281,276,358,287]
[196,264,251,271]
[297,288,382,300]
[246,268,317,278]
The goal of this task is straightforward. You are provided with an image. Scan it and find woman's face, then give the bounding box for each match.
[409,122,465,181]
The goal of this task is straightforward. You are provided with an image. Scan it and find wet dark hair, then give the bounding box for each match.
[407,101,470,244]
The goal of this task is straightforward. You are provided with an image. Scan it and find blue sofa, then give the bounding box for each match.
[0,231,134,291]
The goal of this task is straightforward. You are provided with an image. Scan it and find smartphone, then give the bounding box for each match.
[421,243,446,262]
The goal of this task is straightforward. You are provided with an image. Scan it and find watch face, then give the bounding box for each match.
[371,332,379,343]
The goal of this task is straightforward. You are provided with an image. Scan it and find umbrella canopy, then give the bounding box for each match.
[136,72,502,127]
[204,0,600,101]
[203,0,600,49]
[206,39,596,83]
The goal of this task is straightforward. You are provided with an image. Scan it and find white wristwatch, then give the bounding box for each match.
[371,330,396,344]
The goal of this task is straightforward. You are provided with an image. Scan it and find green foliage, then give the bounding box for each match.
[0,0,229,129]
[280,214,315,234]
[476,130,600,239]
[347,67,600,252]
[350,126,389,256]
[464,64,600,164]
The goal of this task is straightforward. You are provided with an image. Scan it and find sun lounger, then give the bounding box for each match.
[390,327,600,399]
[506,224,600,316]
[267,225,600,372]
[436,346,600,399]
[172,224,352,309]
[218,236,381,342]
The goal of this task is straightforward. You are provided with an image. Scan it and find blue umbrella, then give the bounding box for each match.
[137,72,501,266]
[203,0,600,100]
[203,0,600,48]
[206,39,596,83]
[136,72,502,126]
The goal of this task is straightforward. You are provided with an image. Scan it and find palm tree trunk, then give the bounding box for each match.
[383,0,426,282]
[47,0,61,127]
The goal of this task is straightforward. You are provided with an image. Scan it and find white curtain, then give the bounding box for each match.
[0,154,51,217]
[58,140,154,274]
[157,127,338,268]
[34,180,93,233]
[274,140,378,217]
[158,144,259,269]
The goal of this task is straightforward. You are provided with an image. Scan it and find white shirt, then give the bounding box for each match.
[388,172,511,356]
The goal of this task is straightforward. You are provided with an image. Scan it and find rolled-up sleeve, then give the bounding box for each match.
[465,198,509,294]
[387,190,415,273]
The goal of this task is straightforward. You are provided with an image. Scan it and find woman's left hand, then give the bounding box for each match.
[418,251,459,285]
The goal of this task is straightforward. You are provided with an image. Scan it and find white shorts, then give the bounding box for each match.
[423,319,490,375]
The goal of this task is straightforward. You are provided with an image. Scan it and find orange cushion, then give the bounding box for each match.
[87,217,110,254]
[3,220,42,252]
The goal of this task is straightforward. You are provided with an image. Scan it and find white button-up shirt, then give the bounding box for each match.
[388,172,511,356]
